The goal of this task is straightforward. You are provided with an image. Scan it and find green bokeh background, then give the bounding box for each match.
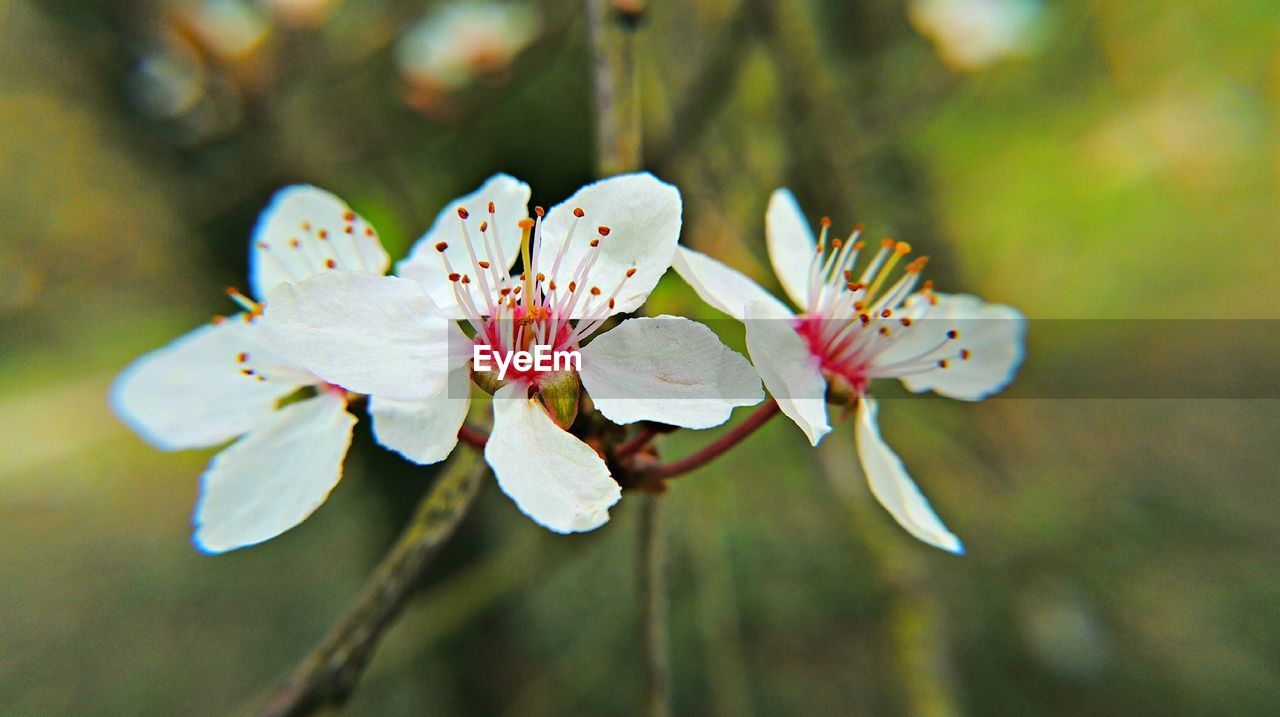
[3,0,1278,714]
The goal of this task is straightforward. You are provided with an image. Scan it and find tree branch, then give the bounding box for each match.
[586,0,643,175]
[631,399,780,487]
[638,494,672,717]
[255,452,488,717]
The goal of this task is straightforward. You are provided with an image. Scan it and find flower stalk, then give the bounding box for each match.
[255,451,487,717]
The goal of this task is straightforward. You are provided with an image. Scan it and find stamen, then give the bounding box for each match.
[225,287,261,314]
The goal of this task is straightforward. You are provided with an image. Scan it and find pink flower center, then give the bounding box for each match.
[789,219,969,394]
[436,202,637,388]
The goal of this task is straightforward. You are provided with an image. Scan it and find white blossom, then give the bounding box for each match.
[262,173,762,533]
[112,186,421,553]
[673,189,1026,553]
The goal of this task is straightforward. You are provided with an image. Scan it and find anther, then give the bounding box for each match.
[573,207,585,218]
[625,267,637,277]
[479,221,488,232]
[317,230,328,239]
[289,238,301,248]
[589,239,600,248]
[536,272,545,282]
[881,309,892,318]
[301,221,312,232]
[894,241,912,254]
[821,216,832,228]
[859,313,871,325]
[535,206,545,217]
[960,349,971,360]
[479,261,491,269]
[597,226,611,236]
[569,281,577,292]
[946,330,959,340]
[343,211,355,222]
[590,286,602,296]
[518,218,536,230]
[900,317,913,327]
[435,241,448,252]
[937,359,949,369]
[457,207,469,219]
[461,275,471,284]
[237,352,248,363]
[881,238,895,248]
[324,258,336,269]
[448,272,461,281]
[488,201,495,213]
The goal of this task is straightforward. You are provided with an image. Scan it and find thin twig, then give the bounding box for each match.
[585,0,643,175]
[457,423,489,449]
[255,452,487,717]
[616,426,658,458]
[638,494,672,717]
[636,399,781,485]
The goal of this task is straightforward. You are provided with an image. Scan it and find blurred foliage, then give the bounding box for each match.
[2,0,1278,715]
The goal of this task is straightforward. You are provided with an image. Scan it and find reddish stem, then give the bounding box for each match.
[616,427,658,458]
[638,399,781,483]
[457,424,489,449]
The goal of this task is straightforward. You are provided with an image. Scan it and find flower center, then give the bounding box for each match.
[792,219,969,394]
[436,202,637,387]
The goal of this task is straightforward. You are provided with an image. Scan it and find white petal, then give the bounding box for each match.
[854,398,963,554]
[111,316,306,450]
[369,365,472,465]
[877,293,1026,401]
[579,316,763,429]
[485,382,620,533]
[193,391,357,553]
[743,300,831,445]
[250,185,390,300]
[765,188,817,309]
[538,173,682,318]
[671,247,791,322]
[261,272,464,401]
[397,174,532,316]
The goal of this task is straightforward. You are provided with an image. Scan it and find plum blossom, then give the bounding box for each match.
[673,189,1025,553]
[908,0,1043,71]
[396,2,539,112]
[110,186,445,553]
[261,173,763,533]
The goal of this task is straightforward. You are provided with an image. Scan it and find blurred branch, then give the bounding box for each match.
[586,0,644,175]
[639,494,672,717]
[750,0,864,211]
[816,436,962,717]
[649,0,759,170]
[254,451,488,717]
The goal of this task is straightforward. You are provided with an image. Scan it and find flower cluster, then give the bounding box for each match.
[113,176,1024,556]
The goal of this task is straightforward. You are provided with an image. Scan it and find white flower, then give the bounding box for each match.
[111,185,418,553]
[396,2,539,93]
[908,0,1042,71]
[673,189,1026,553]
[261,173,763,533]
